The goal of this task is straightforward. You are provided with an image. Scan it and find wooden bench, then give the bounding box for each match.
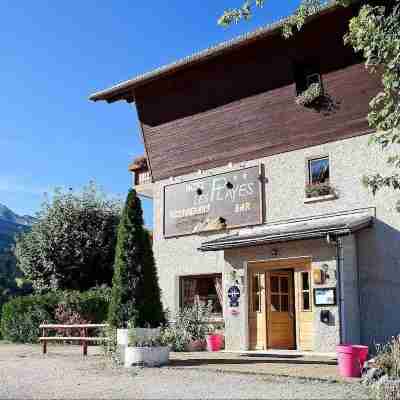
[39,324,108,356]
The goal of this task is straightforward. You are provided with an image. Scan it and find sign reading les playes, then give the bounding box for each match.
[164,166,264,237]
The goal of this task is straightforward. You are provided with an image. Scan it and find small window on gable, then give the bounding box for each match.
[306,73,321,87]
[308,157,329,185]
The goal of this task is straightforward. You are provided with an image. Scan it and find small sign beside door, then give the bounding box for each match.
[228,285,241,308]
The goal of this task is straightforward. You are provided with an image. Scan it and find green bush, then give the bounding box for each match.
[1,295,55,343]
[0,288,111,343]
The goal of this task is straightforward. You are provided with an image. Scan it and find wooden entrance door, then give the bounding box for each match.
[266,271,295,349]
[248,270,266,350]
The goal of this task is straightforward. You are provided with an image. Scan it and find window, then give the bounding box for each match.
[308,157,329,185]
[294,63,322,94]
[252,273,263,312]
[301,272,312,311]
[180,274,222,314]
[306,73,322,87]
[270,275,290,312]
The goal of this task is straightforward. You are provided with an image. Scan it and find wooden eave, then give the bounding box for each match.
[88,1,355,104]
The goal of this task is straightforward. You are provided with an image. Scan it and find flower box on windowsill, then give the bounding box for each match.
[304,194,337,204]
[305,183,335,198]
[295,82,323,107]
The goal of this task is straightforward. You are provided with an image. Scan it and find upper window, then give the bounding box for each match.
[294,63,322,95]
[308,157,329,185]
[306,73,321,87]
[180,274,222,315]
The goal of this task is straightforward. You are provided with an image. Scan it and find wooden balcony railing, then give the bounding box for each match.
[134,170,152,186]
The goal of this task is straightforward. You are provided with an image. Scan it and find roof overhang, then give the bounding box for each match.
[88,1,353,104]
[198,211,373,252]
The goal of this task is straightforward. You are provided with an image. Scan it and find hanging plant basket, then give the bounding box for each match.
[295,83,323,107]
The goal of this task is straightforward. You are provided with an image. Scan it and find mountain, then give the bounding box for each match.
[0,204,35,250]
[0,204,35,227]
[0,204,35,307]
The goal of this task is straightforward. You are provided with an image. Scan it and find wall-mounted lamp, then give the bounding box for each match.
[313,269,326,285]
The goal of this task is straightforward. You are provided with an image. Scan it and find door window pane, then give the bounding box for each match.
[252,274,262,312]
[271,295,280,312]
[302,272,309,291]
[303,292,310,311]
[280,277,289,293]
[253,275,259,292]
[253,294,260,313]
[271,276,279,292]
[281,295,289,311]
[301,272,311,311]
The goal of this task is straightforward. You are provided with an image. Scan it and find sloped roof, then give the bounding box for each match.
[199,211,373,251]
[89,1,342,103]
[128,155,148,172]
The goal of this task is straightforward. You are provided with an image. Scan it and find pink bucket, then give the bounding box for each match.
[206,334,223,352]
[337,344,369,378]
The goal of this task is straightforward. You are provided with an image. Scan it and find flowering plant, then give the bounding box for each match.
[305,183,335,198]
[295,82,323,107]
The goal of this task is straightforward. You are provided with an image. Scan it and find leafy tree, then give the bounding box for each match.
[219,0,400,208]
[15,182,121,292]
[108,189,164,328]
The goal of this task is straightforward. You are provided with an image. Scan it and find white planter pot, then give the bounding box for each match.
[117,329,129,346]
[124,346,170,368]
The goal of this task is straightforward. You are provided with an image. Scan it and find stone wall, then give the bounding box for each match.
[152,133,400,349]
[223,239,339,352]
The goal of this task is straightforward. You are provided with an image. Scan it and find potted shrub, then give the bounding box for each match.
[206,324,224,352]
[181,304,212,352]
[124,328,170,368]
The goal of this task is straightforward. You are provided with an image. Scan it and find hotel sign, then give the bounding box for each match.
[164,166,263,238]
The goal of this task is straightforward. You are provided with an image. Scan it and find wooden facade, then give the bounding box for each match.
[134,5,380,182]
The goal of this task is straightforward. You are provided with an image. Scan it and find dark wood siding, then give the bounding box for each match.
[135,6,381,182]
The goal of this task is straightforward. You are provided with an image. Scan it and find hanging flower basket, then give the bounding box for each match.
[295,83,323,107]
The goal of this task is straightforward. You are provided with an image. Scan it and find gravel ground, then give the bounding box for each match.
[0,344,369,399]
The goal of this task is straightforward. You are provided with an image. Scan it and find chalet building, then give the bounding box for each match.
[90,3,400,353]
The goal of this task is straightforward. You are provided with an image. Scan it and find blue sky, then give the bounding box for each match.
[1,0,299,226]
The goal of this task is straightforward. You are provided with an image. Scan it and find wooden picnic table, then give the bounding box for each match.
[39,323,109,356]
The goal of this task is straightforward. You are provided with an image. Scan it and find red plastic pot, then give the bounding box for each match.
[206,334,223,352]
[337,344,369,378]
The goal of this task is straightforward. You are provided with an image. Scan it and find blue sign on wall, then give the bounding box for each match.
[228,285,241,308]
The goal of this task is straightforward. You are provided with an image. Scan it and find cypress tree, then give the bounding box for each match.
[108,189,164,328]
[136,230,165,327]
